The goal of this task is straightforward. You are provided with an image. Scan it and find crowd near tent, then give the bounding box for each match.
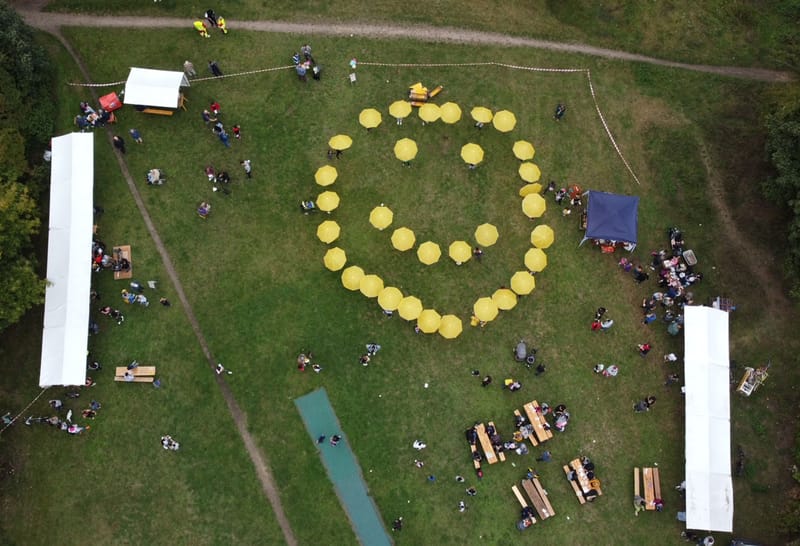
[39,133,94,387]
[683,305,734,532]
[123,68,190,108]
[580,190,639,249]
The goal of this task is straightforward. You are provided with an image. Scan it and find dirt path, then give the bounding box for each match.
[12,3,797,83]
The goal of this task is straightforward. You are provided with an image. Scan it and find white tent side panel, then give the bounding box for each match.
[123,68,189,108]
[684,305,733,532]
[39,132,94,387]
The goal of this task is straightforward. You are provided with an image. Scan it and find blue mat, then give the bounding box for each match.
[295,388,392,546]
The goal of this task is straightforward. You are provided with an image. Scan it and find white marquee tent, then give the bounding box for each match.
[39,133,94,387]
[683,305,733,532]
[123,68,189,108]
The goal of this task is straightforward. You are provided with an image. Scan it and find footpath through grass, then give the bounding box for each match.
[1,21,798,546]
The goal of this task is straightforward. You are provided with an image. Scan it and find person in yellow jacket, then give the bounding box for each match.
[193,20,210,38]
[217,16,228,34]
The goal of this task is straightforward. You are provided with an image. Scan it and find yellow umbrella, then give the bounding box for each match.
[513,140,535,161]
[531,225,555,249]
[359,274,384,298]
[323,247,347,271]
[492,288,518,311]
[460,143,484,166]
[473,297,499,322]
[438,314,463,339]
[358,108,382,129]
[314,165,338,187]
[377,286,403,311]
[418,103,441,124]
[317,191,340,212]
[391,227,416,251]
[440,102,462,124]
[316,220,340,243]
[519,162,542,183]
[470,106,493,124]
[449,241,472,264]
[518,183,543,197]
[524,248,548,272]
[492,110,517,132]
[389,100,412,120]
[510,270,536,295]
[328,134,352,151]
[398,296,423,321]
[417,241,441,265]
[369,206,394,230]
[522,193,546,218]
[417,309,442,334]
[341,265,364,291]
[474,223,499,247]
[394,138,418,162]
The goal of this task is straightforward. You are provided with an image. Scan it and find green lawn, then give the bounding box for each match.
[0,15,798,546]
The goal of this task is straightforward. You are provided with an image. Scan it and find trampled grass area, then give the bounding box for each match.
[1,20,799,546]
[45,0,800,68]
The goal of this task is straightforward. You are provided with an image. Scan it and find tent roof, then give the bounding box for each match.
[684,306,734,532]
[582,190,639,245]
[40,133,94,387]
[123,68,189,108]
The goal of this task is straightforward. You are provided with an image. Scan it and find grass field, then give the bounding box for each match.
[44,0,800,69]
[1,7,799,546]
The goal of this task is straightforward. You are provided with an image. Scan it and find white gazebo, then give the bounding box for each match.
[683,305,734,532]
[39,132,94,387]
[123,68,189,108]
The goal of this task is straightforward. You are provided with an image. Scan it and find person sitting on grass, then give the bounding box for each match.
[198,202,212,219]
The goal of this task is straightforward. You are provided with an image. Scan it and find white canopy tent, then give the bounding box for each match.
[39,133,94,387]
[123,68,189,108]
[683,305,733,532]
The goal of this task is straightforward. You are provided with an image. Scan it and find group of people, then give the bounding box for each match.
[74,101,113,131]
[91,240,130,274]
[293,44,321,82]
[296,351,322,373]
[193,9,228,38]
[161,435,180,451]
[25,398,101,436]
[358,343,381,367]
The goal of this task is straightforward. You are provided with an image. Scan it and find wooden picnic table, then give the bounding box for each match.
[635,467,662,510]
[475,423,498,465]
[564,458,602,504]
[522,478,555,520]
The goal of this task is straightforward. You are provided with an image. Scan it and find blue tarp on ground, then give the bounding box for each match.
[581,190,639,247]
[295,388,392,546]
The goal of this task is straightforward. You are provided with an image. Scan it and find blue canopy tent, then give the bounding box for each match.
[580,191,640,250]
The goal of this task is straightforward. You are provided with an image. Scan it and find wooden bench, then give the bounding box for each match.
[179,93,188,111]
[115,366,156,377]
[511,484,529,508]
[475,423,498,465]
[114,375,154,383]
[469,442,481,469]
[428,85,443,98]
[635,467,662,511]
[487,421,505,462]
[113,245,133,280]
[142,108,173,116]
[523,401,552,443]
[514,409,538,446]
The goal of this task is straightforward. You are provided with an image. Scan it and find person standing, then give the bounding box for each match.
[208,60,223,77]
[204,9,218,27]
[129,128,143,144]
[183,60,196,77]
[295,63,307,82]
[112,135,126,154]
[219,130,231,148]
[217,16,228,34]
[554,103,566,121]
[240,159,252,178]
[193,20,210,38]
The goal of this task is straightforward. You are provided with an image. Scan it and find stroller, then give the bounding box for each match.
[146,168,165,186]
[513,340,538,368]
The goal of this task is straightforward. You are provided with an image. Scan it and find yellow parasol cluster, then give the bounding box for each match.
[311,106,556,339]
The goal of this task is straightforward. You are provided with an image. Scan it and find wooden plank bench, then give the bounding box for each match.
[532,477,555,517]
[523,401,551,443]
[522,478,552,520]
[113,245,133,280]
[514,409,538,446]
[475,423,498,465]
[114,375,154,383]
[487,421,505,462]
[115,366,156,377]
[469,442,481,469]
[511,484,528,507]
[142,108,173,116]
